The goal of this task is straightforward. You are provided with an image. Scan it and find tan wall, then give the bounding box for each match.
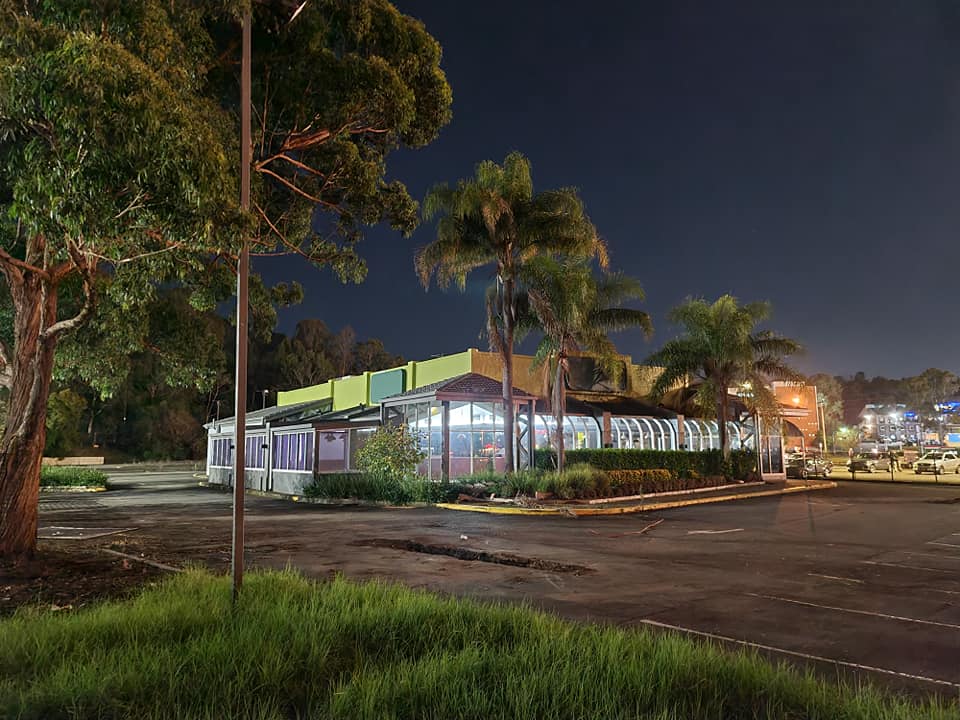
[42,456,105,466]
[470,350,551,398]
[470,349,660,401]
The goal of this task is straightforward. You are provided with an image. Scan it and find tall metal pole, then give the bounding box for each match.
[231,10,252,602]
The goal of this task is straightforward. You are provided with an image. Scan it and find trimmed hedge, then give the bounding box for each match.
[534,448,757,480]
[303,472,472,505]
[39,466,107,488]
[605,469,729,495]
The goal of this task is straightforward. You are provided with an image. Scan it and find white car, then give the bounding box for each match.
[914,451,960,474]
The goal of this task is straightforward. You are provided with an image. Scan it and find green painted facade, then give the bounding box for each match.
[275,349,476,409]
[370,369,406,403]
[278,380,333,406]
[409,350,473,388]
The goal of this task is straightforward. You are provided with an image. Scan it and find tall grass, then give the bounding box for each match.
[1,570,954,720]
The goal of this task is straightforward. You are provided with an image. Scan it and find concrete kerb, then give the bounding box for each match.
[435,481,838,517]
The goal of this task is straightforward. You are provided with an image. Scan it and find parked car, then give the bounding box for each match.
[786,457,833,479]
[847,453,890,473]
[913,451,960,474]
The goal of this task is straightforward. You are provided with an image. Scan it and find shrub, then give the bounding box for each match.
[39,466,107,488]
[538,464,606,500]
[355,426,424,482]
[303,472,475,505]
[489,468,541,497]
[535,448,756,480]
[604,469,728,495]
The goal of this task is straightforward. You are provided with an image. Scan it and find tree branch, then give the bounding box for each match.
[0,244,47,281]
[256,166,337,207]
[40,242,96,342]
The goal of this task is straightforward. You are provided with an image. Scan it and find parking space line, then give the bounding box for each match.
[863,560,958,574]
[686,528,744,535]
[808,573,863,584]
[747,593,960,630]
[639,619,960,690]
[928,541,960,549]
[901,550,960,562]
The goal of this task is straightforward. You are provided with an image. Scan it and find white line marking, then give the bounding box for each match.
[808,573,863,584]
[899,550,960,562]
[863,560,958,574]
[748,593,960,631]
[931,588,960,596]
[928,541,960,549]
[686,528,744,535]
[639,619,960,690]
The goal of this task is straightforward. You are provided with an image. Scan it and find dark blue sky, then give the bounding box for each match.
[259,0,960,378]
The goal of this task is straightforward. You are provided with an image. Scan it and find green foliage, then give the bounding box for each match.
[604,469,726,495]
[538,463,608,499]
[303,472,469,505]
[44,389,87,457]
[521,256,652,381]
[416,152,608,468]
[518,256,653,470]
[355,426,424,482]
[534,448,757,480]
[2,569,953,719]
[646,295,802,455]
[487,468,541,497]
[38,466,106,488]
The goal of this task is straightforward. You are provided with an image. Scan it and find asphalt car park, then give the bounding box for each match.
[37,473,960,698]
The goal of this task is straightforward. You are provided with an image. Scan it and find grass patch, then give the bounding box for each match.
[39,466,107,488]
[0,569,955,719]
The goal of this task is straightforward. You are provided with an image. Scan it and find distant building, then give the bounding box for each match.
[856,403,918,444]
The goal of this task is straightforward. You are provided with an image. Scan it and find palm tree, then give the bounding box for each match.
[521,257,653,471]
[646,295,802,459]
[416,152,607,471]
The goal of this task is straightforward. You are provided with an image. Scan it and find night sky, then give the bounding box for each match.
[259,0,960,379]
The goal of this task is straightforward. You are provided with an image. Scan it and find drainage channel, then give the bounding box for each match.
[357,538,592,575]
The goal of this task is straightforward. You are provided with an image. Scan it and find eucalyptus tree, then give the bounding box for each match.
[416,152,607,471]
[646,295,802,458]
[0,0,451,557]
[521,257,652,470]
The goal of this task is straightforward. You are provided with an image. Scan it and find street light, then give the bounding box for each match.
[260,389,270,409]
[231,2,310,603]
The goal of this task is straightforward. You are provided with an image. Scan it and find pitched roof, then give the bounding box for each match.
[381,373,536,403]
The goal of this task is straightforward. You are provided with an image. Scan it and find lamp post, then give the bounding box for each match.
[231,8,252,603]
[231,3,310,602]
[260,389,270,410]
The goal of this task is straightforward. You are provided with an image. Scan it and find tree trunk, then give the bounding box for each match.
[0,277,59,559]
[554,356,566,472]
[717,388,730,461]
[501,277,515,474]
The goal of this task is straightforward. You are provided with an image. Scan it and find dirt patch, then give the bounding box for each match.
[0,542,167,616]
[356,538,593,575]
